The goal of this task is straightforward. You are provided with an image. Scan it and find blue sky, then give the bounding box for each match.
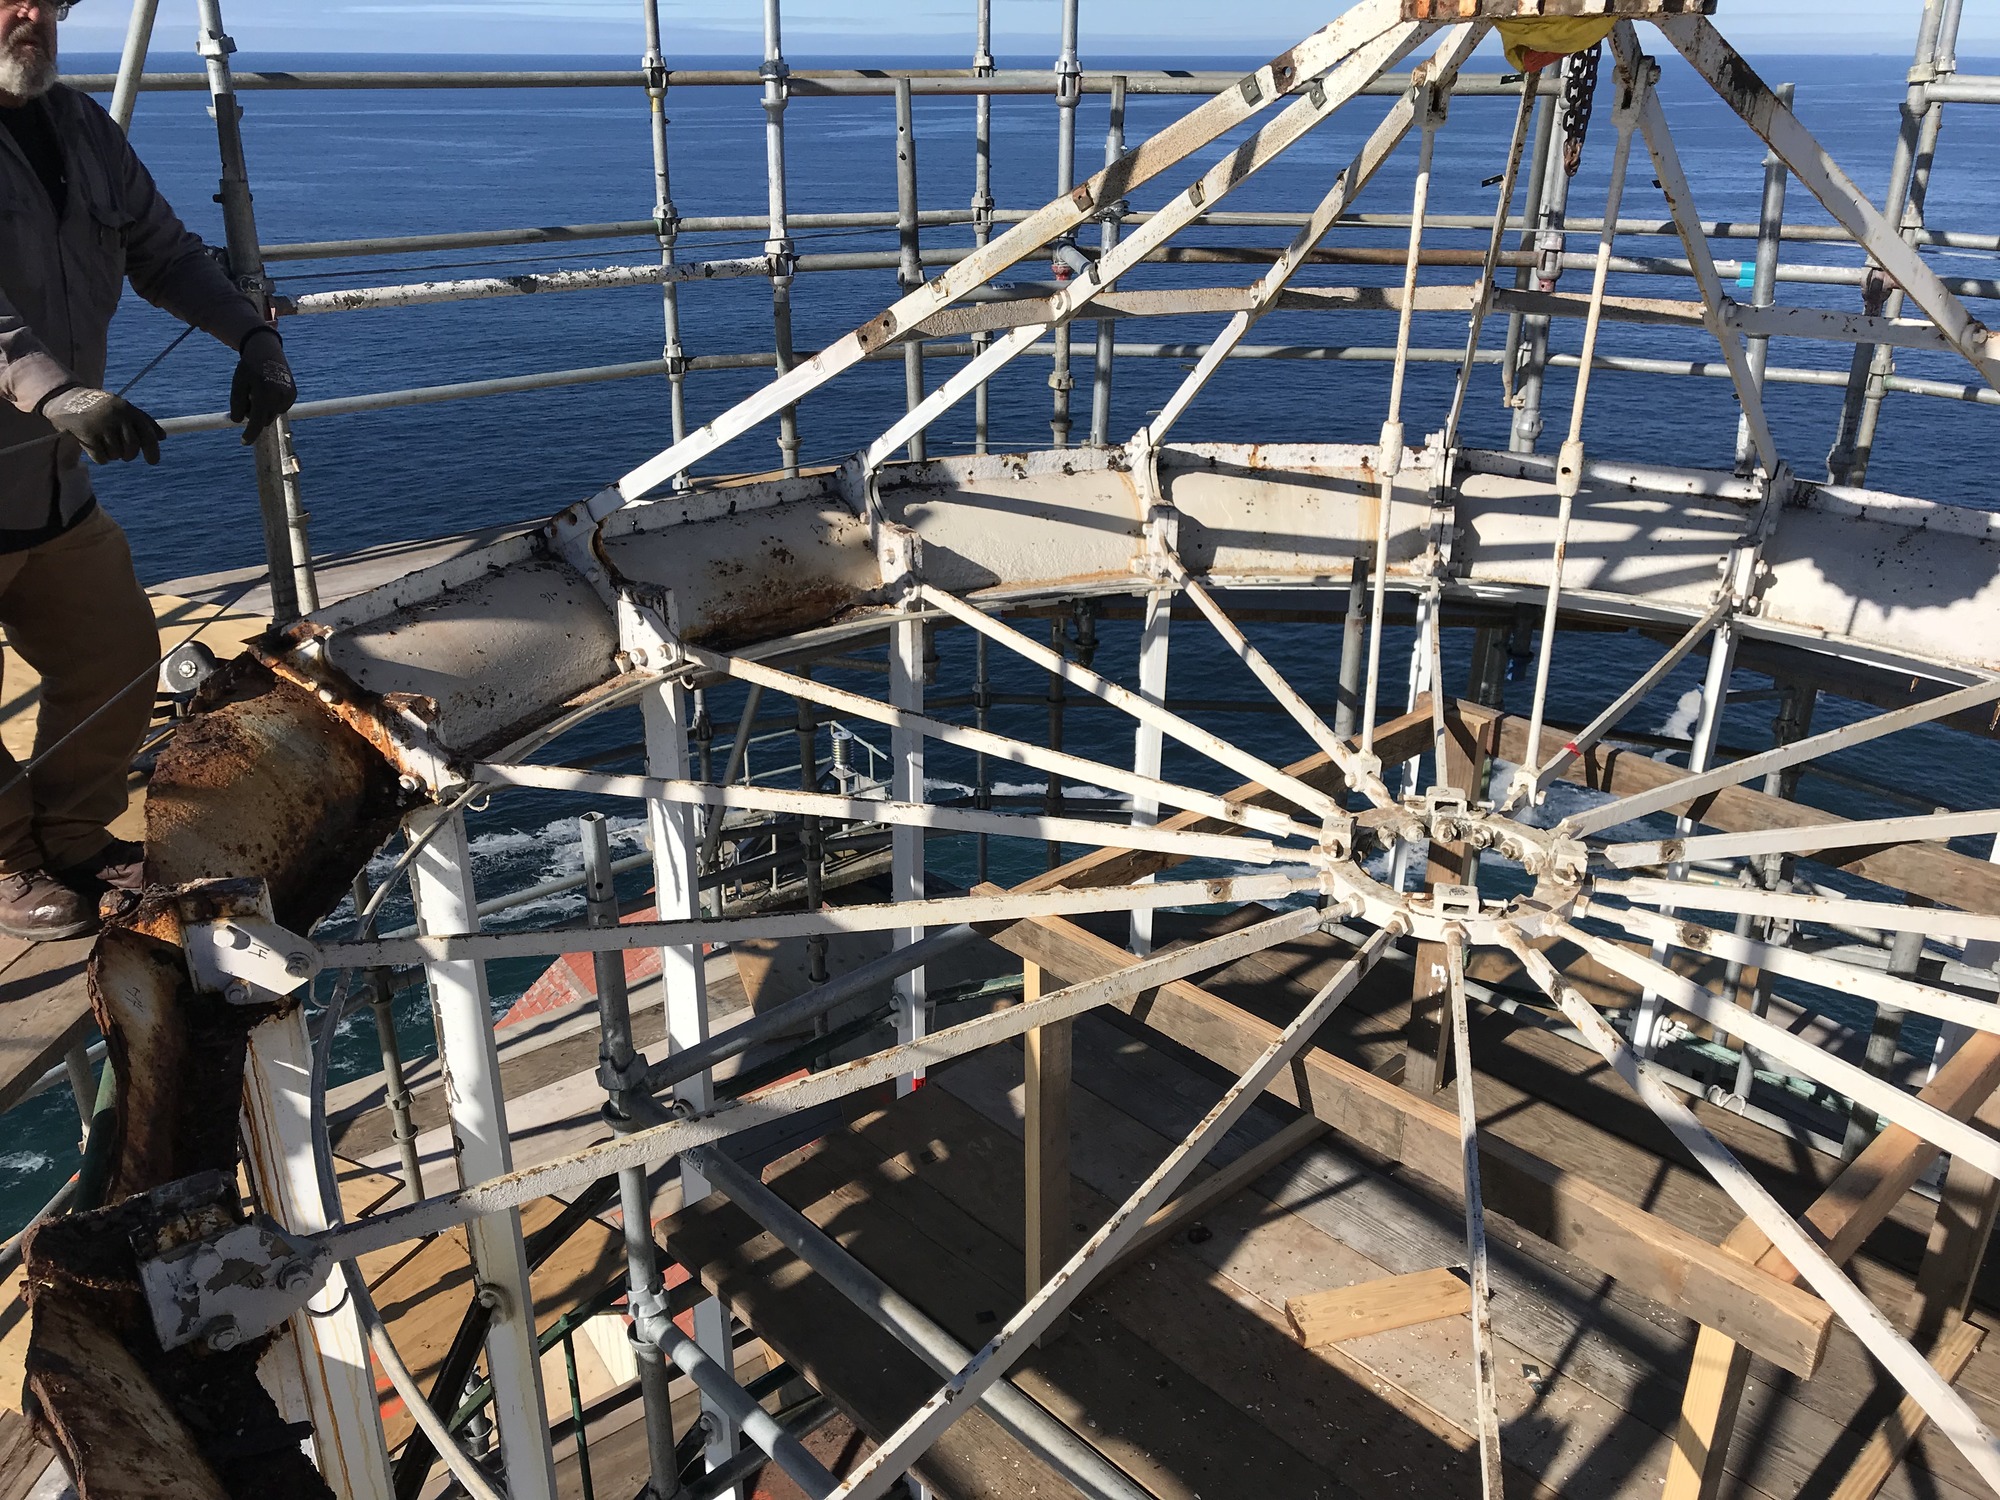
[55,0,1997,58]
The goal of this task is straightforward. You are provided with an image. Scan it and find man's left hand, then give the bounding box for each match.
[230,326,297,445]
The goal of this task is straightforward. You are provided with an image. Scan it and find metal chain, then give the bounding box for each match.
[1561,42,1603,178]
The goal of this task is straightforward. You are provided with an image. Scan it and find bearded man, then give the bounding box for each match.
[0,0,296,939]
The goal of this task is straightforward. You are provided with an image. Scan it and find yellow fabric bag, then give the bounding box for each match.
[1495,17,1618,71]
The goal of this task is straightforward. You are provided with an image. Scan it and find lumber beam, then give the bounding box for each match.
[1828,1319,1986,1500]
[983,906,1835,1377]
[1287,1266,1471,1346]
[1905,1087,2000,1346]
[1660,1029,2000,1499]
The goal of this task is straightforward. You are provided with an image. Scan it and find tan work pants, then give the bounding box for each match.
[0,506,160,874]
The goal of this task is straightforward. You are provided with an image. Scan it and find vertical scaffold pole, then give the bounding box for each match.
[407,806,559,1500]
[192,0,317,622]
[641,675,740,1485]
[1734,84,1792,472]
[580,814,683,1499]
[973,632,992,882]
[642,0,690,450]
[1129,586,1170,955]
[109,0,161,133]
[890,614,928,1093]
[896,78,927,461]
[1828,0,1956,485]
[971,0,996,455]
[1090,76,1127,446]
[761,0,801,475]
[1509,85,1572,455]
[1049,0,1082,447]
[1499,84,1556,439]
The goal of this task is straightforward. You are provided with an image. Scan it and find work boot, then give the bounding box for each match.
[0,869,97,942]
[55,837,146,895]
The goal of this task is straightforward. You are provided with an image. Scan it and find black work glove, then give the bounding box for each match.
[230,326,297,445]
[38,385,165,465]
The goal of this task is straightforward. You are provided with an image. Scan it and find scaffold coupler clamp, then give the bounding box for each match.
[132,1170,330,1355]
[1317,812,1356,864]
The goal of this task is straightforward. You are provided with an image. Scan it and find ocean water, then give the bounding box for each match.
[4,42,1998,1231]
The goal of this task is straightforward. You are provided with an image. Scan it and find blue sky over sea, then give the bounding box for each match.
[55,0,1993,58]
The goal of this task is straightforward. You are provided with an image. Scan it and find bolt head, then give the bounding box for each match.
[204,1317,243,1352]
[284,952,313,979]
[222,979,253,1005]
[277,1259,316,1294]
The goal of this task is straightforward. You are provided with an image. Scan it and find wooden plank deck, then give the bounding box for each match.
[649,904,1999,1500]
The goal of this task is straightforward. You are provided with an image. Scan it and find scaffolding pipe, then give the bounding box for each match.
[896,78,927,462]
[1090,75,1127,446]
[686,1145,1158,1500]
[581,814,684,1498]
[642,0,691,449]
[191,0,315,623]
[762,0,801,474]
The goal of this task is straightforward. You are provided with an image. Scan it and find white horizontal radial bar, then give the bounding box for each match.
[477,761,1285,864]
[318,870,1320,970]
[915,586,1344,822]
[1498,929,2000,1496]
[682,644,1324,843]
[1599,876,2000,946]
[316,904,1329,1265]
[1559,922,2000,1179]
[857,17,1432,473]
[1507,598,1729,812]
[1602,808,2000,871]
[1166,562,1395,808]
[823,920,1403,1500]
[1139,24,1481,451]
[1560,676,2000,841]
[592,0,1409,506]
[1583,897,2000,1036]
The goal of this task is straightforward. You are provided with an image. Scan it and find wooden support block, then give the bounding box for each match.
[1906,1086,2000,1346]
[1113,1116,1329,1273]
[1022,962,1073,1309]
[1828,1318,1986,1500]
[1286,1267,1471,1347]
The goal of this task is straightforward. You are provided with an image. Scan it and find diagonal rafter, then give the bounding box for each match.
[476,761,1290,865]
[679,642,1326,844]
[916,584,1346,821]
[1134,22,1487,451]
[1163,558,1397,807]
[1602,807,2000,870]
[1556,920,2000,1176]
[1497,927,2000,1495]
[1610,23,1780,474]
[557,0,1414,512]
[1558,675,2000,840]
[1656,14,2000,394]
[816,921,1404,1500]
[855,17,1443,473]
[1584,896,2000,1035]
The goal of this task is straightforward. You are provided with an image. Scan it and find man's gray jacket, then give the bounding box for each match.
[0,83,266,538]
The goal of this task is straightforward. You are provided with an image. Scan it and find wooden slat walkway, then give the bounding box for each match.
[657,907,1999,1500]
